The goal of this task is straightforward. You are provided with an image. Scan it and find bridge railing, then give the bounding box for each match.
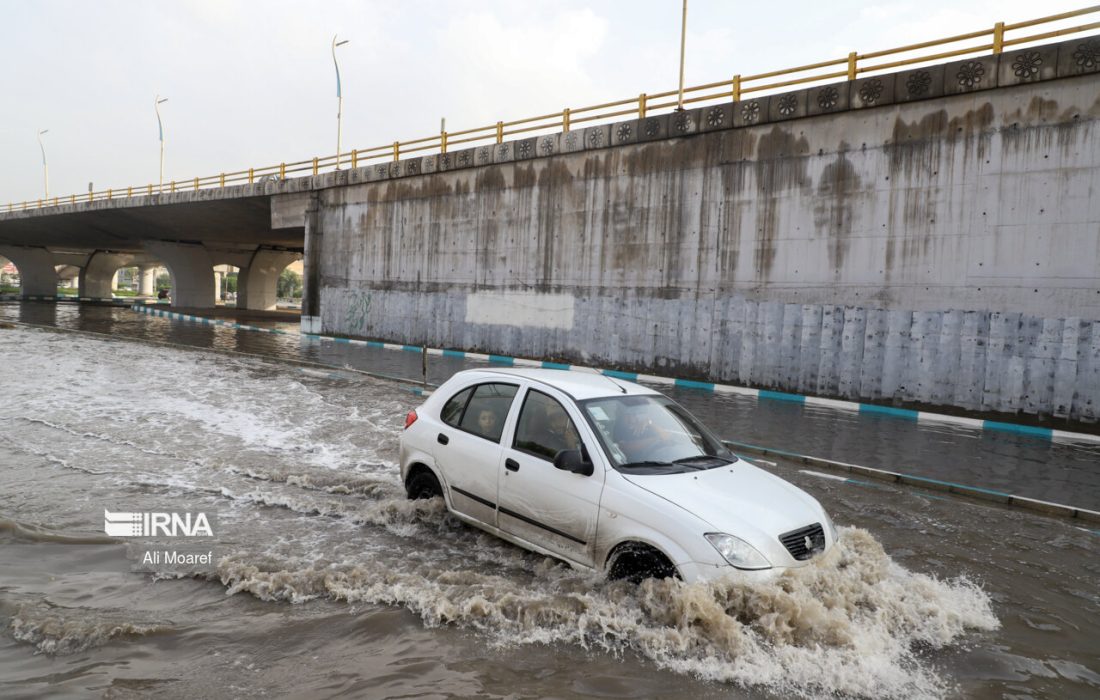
[7,6,1100,213]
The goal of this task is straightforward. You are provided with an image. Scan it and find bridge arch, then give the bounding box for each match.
[237,249,301,311]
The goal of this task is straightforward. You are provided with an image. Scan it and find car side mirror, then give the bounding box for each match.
[553,449,593,476]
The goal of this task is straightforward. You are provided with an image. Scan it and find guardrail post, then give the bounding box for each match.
[170,180,176,192]
[312,157,319,176]
[193,177,199,191]
[107,189,112,200]
[562,108,571,133]
[248,168,254,184]
[638,93,647,119]
[280,163,287,179]
[53,197,58,207]
[126,187,132,198]
[993,21,1005,53]
[732,75,741,102]
[393,141,400,162]
[70,195,75,205]
[88,192,93,202]
[496,122,504,144]
[220,173,226,187]
[147,184,153,196]
[440,131,448,154]
[37,199,42,208]
[349,151,356,169]
[847,52,858,80]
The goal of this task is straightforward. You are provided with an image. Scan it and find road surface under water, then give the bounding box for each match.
[0,308,1098,699]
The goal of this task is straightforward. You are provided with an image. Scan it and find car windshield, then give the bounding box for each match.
[579,395,736,474]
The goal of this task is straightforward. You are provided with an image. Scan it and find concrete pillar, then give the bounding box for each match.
[214,270,223,302]
[138,265,157,296]
[80,252,132,299]
[0,246,58,297]
[301,193,322,332]
[240,250,301,311]
[144,241,216,309]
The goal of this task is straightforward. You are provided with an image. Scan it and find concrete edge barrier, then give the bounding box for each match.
[725,439,1100,524]
[130,304,1100,447]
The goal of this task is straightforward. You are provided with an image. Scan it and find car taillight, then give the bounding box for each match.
[404,410,418,429]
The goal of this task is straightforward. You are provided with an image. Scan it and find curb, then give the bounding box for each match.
[129,304,1100,446]
[725,439,1100,523]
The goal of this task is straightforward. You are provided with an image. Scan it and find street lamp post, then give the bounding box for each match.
[677,0,688,111]
[155,96,168,187]
[332,35,349,168]
[37,129,49,198]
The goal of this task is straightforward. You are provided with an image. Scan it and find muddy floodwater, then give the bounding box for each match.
[1,321,1098,699]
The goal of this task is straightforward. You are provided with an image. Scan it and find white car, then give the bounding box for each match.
[399,368,837,583]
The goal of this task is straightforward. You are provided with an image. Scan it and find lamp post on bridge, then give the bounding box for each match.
[37,130,49,199]
[155,96,168,188]
[677,0,688,111]
[332,34,349,169]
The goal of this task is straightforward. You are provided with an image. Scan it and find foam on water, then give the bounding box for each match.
[207,527,997,699]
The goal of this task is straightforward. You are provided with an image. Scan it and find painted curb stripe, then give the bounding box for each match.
[859,403,919,420]
[759,390,806,404]
[983,420,1053,439]
[126,304,1100,446]
[602,369,638,381]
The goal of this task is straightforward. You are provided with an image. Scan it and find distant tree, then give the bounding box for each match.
[278,269,303,298]
[156,272,172,290]
[226,272,238,294]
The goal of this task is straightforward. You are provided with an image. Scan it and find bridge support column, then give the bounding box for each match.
[238,250,301,311]
[137,265,158,296]
[0,246,58,297]
[80,252,134,299]
[144,241,215,309]
[301,193,322,333]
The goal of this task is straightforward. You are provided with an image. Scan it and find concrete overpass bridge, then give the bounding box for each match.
[2,16,1099,421]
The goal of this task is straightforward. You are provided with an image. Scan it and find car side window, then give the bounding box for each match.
[458,383,518,442]
[513,389,581,461]
[441,387,473,428]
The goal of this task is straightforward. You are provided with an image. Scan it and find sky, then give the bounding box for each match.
[1,0,1093,204]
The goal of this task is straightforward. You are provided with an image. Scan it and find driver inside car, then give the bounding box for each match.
[544,402,580,454]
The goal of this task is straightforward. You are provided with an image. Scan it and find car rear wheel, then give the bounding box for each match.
[406,468,443,500]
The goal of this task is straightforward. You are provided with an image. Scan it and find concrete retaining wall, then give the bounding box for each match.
[312,51,1100,422]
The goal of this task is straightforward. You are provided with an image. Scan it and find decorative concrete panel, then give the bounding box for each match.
[421,154,439,174]
[581,124,611,150]
[562,130,584,152]
[1058,37,1100,77]
[516,137,538,160]
[1000,46,1058,86]
[475,146,494,167]
[537,133,560,157]
[770,90,806,121]
[852,76,893,109]
[702,104,733,132]
[366,163,392,182]
[437,152,454,172]
[808,82,849,116]
[944,56,998,95]
[894,65,945,102]
[493,142,515,163]
[639,115,669,142]
[734,97,769,128]
[402,158,422,177]
[670,109,699,135]
[612,120,638,145]
[453,148,475,169]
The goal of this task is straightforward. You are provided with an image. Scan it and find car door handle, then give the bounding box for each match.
[437,433,449,445]
[505,458,520,472]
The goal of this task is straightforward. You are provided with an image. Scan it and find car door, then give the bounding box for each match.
[432,381,519,527]
[497,386,605,568]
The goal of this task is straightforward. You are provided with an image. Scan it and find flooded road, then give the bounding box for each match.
[1,319,1098,699]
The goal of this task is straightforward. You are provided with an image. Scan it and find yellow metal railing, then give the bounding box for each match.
[6,6,1100,214]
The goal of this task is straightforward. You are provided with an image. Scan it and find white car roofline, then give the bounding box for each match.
[465,368,660,402]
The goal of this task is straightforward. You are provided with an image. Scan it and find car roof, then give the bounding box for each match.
[453,367,660,400]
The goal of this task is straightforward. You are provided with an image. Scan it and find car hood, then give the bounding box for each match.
[621,461,826,539]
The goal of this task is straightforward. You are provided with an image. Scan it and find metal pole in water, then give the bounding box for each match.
[422,346,428,387]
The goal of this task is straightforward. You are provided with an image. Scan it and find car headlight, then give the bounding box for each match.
[704,533,771,570]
